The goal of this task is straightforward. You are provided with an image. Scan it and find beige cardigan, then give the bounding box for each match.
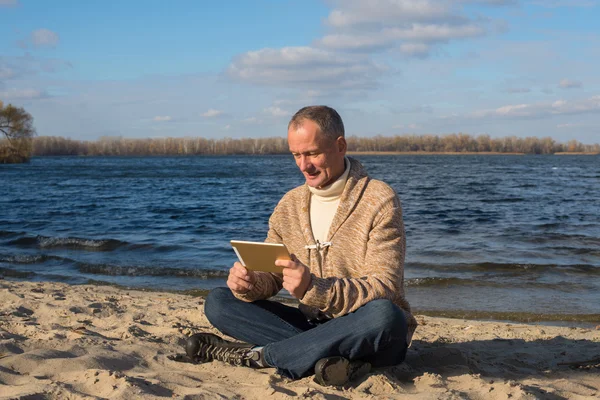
[234,157,417,343]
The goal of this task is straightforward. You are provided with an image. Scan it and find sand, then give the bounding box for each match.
[1,280,598,400]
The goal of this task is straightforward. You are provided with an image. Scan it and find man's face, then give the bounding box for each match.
[287,119,347,189]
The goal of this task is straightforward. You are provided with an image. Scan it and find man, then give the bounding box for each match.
[185,106,417,386]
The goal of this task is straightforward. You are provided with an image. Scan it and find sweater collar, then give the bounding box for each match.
[308,157,351,200]
[300,157,369,244]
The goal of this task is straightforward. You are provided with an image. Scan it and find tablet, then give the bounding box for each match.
[230,240,290,273]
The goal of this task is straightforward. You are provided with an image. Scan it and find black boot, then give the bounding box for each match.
[185,333,263,368]
[314,356,371,386]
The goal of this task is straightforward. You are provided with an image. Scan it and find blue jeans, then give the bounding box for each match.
[204,287,408,379]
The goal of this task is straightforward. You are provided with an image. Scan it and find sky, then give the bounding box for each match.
[0,0,599,143]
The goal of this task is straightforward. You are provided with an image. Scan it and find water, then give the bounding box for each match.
[1,155,599,324]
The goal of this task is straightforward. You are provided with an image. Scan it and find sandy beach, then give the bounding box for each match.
[1,280,598,399]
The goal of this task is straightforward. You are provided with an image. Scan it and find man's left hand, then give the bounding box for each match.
[275,254,312,299]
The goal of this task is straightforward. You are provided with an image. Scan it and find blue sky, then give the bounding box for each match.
[1,0,599,143]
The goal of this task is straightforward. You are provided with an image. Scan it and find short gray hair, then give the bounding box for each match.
[288,105,345,142]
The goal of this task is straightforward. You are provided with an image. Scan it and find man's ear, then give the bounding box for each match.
[337,136,347,153]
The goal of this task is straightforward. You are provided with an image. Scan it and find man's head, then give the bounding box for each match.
[287,106,347,189]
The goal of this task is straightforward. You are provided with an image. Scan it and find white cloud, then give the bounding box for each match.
[530,0,598,8]
[496,104,528,116]
[0,88,46,100]
[507,87,531,93]
[396,105,434,113]
[318,24,485,51]
[263,106,289,117]
[153,116,172,122]
[325,0,516,31]
[242,117,261,124]
[463,0,518,4]
[223,124,231,130]
[31,29,59,48]
[393,123,420,129]
[326,0,452,28]
[228,47,384,90]
[305,90,321,98]
[0,66,15,80]
[0,55,72,83]
[556,123,582,128]
[315,0,501,55]
[225,0,514,93]
[559,79,582,89]
[201,108,223,117]
[0,0,18,6]
[399,43,431,57]
[465,96,600,119]
[388,23,485,42]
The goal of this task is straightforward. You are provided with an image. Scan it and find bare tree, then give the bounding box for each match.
[0,101,37,163]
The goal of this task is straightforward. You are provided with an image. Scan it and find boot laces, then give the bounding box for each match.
[199,342,253,367]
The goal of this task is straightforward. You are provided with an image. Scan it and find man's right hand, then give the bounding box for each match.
[227,262,256,294]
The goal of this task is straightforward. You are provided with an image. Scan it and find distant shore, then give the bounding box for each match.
[347,151,526,155]
[28,134,600,157]
[348,151,600,156]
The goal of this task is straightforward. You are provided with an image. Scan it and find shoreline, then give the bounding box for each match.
[1,280,598,399]
[4,275,597,327]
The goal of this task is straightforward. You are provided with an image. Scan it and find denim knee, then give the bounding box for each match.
[204,287,234,327]
[361,299,407,338]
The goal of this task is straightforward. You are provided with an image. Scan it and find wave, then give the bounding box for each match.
[0,263,228,286]
[6,232,214,254]
[126,243,185,252]
[8,235,127,251]
[0,230,24,238]
[407,277,481,287]
[515,183,537,188]
[0,254,68,264]
[75,262,228,279]
[536,223,563,229]
[0,267,36,278]
[0,250,230,279]
[544,246,600,256]
[519,232,600,246]
[480,198,525,203]
[408,261,600,275]
[406,276,595,292]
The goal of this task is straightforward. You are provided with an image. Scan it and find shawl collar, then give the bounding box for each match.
[298,157,369,245]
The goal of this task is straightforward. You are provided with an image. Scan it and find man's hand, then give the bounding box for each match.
[227,262,256,294]
[276,255,312,299]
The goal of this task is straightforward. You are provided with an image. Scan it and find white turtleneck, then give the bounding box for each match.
[308,157,351,243]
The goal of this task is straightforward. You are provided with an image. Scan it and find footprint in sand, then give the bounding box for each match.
[12,306,34,318]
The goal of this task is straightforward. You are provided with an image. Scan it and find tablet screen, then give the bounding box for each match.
[230,240,290,273]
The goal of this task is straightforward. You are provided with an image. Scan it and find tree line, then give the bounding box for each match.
[2,99,598,161]
[31,134,600,156]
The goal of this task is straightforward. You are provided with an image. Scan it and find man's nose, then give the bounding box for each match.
[299,156,311,171]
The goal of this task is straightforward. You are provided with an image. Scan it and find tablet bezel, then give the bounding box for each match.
[230,240,290,273]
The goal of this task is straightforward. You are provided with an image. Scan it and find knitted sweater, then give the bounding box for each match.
[234,157,417,343]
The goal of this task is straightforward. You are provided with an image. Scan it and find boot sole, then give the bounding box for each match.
[314,356,371,386]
